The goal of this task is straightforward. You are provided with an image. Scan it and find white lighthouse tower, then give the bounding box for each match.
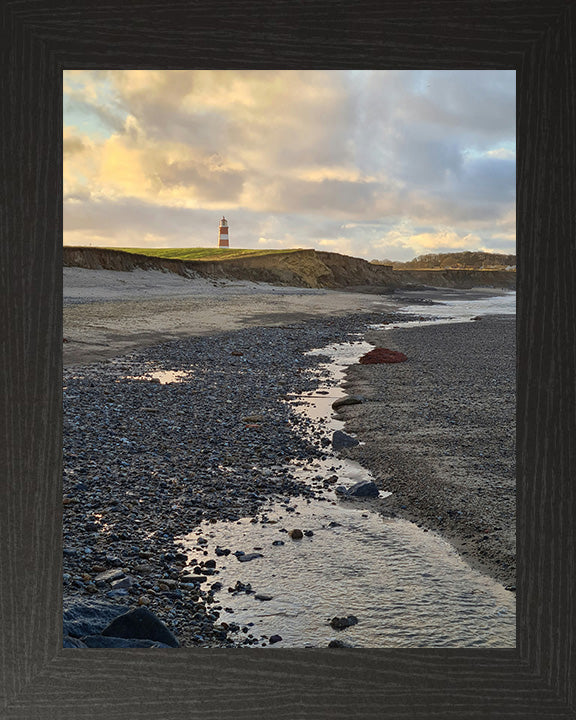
[218,216,229,247]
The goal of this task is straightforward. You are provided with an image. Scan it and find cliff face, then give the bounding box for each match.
[63,247,515,291]
[394,268,516,290]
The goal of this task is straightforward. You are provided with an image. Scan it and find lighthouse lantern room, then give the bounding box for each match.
[218,216,229,247]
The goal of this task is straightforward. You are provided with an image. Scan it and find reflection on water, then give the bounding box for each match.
[370,290,516,331]
[124,370,189,384]
[179,312,516,648]
[183,495,515,648]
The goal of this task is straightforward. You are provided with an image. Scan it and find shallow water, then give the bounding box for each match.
[370,290,516,330]
[179,294,516,648]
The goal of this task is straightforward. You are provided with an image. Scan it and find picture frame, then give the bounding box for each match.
[1,1,574,717]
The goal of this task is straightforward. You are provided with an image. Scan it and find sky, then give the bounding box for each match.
[63,70,516,262]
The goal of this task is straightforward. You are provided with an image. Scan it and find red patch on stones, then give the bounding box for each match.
[359,348,407,364]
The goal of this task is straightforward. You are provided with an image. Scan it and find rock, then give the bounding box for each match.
[303,530,314,537]
[101,607,180,648]
[344,481,380,498]
[63,599,130,638]
[332,430,359,449]
[82,635,172,648]
[236,552,263,563]
[358,348,407,364]
[332,395,364,410]
[242,415,263,423]
[272,540,285,546]
[110,576,133,590]
[288,529,303,539]
[269,634,283,644]
[94,568,125,583]
[328,639,353,648]
[330,615,359,630]
[254,594,273,601]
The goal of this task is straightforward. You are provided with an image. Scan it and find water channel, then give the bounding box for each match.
[179,291,516,648]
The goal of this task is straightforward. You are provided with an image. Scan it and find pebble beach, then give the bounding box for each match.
[63,269,516,648]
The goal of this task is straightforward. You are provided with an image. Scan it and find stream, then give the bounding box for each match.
[179,291,516,648]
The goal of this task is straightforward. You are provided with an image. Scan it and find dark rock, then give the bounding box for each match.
[303,530,314,537]
[236,552,263,563]
[110,576,132,590]
[332,395,364,410]
[254,594,273,601]
[345,481,380,498]
[269,634,283,644]
[330,615,359,630]
[332,431,360,449]
[272,540,285,546]
[63,599,130,638]
[101,607,179,648]
[328,639,353,648]
[289,529,303,540]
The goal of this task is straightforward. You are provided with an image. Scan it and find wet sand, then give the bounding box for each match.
[340,315,516,586]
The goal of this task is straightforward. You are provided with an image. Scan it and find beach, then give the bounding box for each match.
[341,315,516,586]
[63,268,515,647]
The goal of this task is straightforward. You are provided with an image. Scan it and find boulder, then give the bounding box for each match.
[63,599,130,639]
[332,430,359,449]
[332,395,364,411]
[359,348,407,364]
[345,481,380,498]
[101,607,179,648]
[289,529,303,539]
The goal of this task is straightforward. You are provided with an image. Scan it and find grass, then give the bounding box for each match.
[108,247,303,262]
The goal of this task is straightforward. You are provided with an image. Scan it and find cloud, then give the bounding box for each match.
[63,70,516,260]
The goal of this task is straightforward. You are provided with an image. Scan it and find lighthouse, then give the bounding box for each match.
[218,216,229,247]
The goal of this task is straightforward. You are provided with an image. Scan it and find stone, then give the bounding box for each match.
[332,431,359,449]
[344,481,380,498]
[110,576,133,590]
[254,594,273,601]
[101,607,180,648]
[94,568,125,583]
[330,615,359,630]
[236,552,263,563]
[358,347,407,364]
[331,395,364,410]
[63,599,130,639]
[242,415,263,423]
[289,529,303,540]
[272,540,285,546]
[269,634,283,644]
[328,639,353,648]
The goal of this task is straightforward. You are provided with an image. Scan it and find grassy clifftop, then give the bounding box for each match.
[111,247,302,262]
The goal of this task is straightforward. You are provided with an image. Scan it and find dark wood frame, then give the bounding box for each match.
[1,1,574,717]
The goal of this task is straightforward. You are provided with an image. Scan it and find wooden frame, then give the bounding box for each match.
[1,1,574,717]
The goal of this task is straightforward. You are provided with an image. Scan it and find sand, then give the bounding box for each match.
[64,267,398,366]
